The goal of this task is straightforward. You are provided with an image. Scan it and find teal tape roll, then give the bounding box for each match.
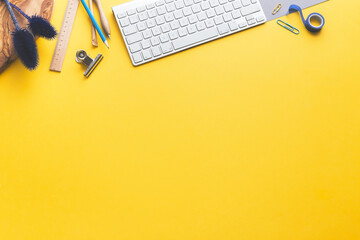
[289,4,325,32]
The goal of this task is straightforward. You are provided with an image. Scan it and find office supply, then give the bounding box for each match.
[89,0,98,46]
[80,0,109,48]
[75,50,103,77]
[288,4,324,32]
[50,0,79,72]
[89,0,111,46]
[0,0,54,73]
[1,0,38,70]
[272,4,281,15]
[277,19,299,35]
[259,0,327,21]
[112,0,267,66]
[93,0,111,39]
[10,3,57,39]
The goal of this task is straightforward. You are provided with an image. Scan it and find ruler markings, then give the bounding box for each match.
[50,0,80,72]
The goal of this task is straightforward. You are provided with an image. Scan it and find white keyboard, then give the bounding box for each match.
[112,0,266,66]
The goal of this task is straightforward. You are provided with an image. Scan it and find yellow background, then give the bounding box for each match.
[1,0,360,239]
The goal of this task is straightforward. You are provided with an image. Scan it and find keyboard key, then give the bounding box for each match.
[240,4,260,15]
[142,49,153,60]
[205,19,215,28]
[169,31,179,39]
[178,28,188,37]
[126,32,143,44]
[197,12,207,21]
[156,0,165,6]
[214,16,224,25]
[224,3,233,12]
[187,25,197,34]
[192,4,201,13]
[148,9,157,18]
[165,13,175,22]
[129,42,141,53]
[188,15,198,24]
[151,46,162,56]
[161,23,171,33]
[166,3,176,12]
[141,40,151,49]
[146,3,156,9]
[160,34,170,43]
[232,10,241,19]
[170,21,180,30]
[183,7,192,16]
[257,15,265,22]
[142,29,152,38]
[223,13,232,22]
[201,1,210,10]
[156,16,166,25]
[175,1,184,9]
[146,19,156,28]
[152,27,162,36]
[196,21,206,31]
[241,0,251,7]
[229,21,238,30]
[160,42,173,53]
[217,23,230,34]
[137,22,147,31]
[129,15,139,24]
[127,9,136,15]
[215,6,224,15]
[139,12,148,21]
[132,52,143,63]
[173,27,219,49]
[179,18,190,27]
[238,20,247,28]
[233,1,242,9]
[206,9,216,18]
[117,12,127,19]
[157,6,167,15]
[123,25,137,36]
[151,37,160,45]
[119,18,130,27]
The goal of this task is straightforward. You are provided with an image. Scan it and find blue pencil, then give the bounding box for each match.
[80,0,109,48]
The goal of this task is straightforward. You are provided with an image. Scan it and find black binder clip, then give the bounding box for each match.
[75,50,103,78]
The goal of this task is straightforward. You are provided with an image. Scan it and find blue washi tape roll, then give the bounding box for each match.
[289,4,325,32]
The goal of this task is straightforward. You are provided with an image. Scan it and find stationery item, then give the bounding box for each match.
[80,0,109,48]
[259,0,327,21]
[75,50,103,77]
[50,0,80,72]
[288,4,325,32]
[10,3,57,39]
[89,0,98,47]
[112,0,266,66]
[93,0,111,39]
[277,19,300,35]
[0,0,38,70]
[0,0,54,73]
[272,4,282,15]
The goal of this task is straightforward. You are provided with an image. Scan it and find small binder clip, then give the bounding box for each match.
[75,50,103,77]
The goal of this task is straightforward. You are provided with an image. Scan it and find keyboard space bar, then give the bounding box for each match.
[172,27,219,50]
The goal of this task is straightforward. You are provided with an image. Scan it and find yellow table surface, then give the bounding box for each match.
[1,0,360,239]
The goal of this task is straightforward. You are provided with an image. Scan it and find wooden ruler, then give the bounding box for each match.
[50,0,80,72]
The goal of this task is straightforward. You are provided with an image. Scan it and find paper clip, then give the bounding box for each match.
[272,4,282,15]
[277,20,300,35]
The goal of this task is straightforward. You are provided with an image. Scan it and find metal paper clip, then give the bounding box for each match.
[75,50,103,77]
[277,20,300,35]
[272,4,282,15]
